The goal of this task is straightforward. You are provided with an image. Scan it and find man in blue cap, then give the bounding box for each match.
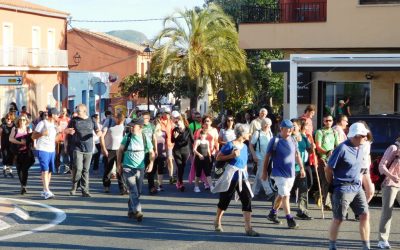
[262,119,305,229]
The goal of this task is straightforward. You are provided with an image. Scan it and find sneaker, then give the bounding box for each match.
[245,228,260,237]
[133,211,143,222]
[324,205,332,211]
[120,189,129,195]
[149,187,158,195]
[354,214,360,221]
[296,212,313,220]
[204,183,210,191]
[214,221,223,232]
[157,185,164,192]
[70,189,76,196]
[194,186,201,193]
[44,191,54,200]
[180,185,185,192]
[377,240,391,249]
[287,217,299,229]
[63,166,71,174]
[104,187,110,193]
[40,191,46,197]
[82,192,92,197]
[267,212,282,224]
[169,177,177,184]
[20,187,27,195]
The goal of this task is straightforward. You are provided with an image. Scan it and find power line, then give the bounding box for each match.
[71,17,182,23]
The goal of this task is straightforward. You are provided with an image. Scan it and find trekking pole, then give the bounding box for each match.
[315,164,325,219]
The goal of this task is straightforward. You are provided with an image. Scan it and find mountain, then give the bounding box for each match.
[106,30,149,45]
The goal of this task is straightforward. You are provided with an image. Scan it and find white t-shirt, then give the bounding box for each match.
[35,120,57,152]
[218,128,236,143]
[102,124,125,150]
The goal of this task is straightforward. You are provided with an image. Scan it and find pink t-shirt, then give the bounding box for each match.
[379,144,400,188]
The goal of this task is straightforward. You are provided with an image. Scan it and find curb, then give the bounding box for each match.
[0,198,30,231]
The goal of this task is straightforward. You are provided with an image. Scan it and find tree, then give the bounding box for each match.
[152,3,251,109]
[119,73,174,109]
[205,0,284,112]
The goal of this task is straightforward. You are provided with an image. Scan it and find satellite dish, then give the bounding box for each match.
[90,76,101,87]
[93,81,107,96]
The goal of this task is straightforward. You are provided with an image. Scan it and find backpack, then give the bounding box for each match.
[371,145,399,188]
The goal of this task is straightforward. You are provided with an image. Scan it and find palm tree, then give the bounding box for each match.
[152,3,251,109]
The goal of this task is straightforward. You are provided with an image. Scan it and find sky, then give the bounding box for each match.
[28,0,205,39]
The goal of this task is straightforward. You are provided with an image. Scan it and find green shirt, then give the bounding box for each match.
[315,128,339,160]
[294,133,311,172]
[121,133,153,169]
[189,121,201,134]
[142,123,155,142]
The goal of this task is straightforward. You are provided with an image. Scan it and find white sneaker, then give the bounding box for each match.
[377,240,391,249]
[194,186,201,193]
[40,191,46,197]
[44,191,54,200]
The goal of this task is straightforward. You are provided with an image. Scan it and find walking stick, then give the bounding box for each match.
[315,164,325,219]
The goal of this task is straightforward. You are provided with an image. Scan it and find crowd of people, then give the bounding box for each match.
[0,102,399,249]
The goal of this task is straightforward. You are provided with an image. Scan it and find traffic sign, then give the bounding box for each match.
[93,82,107,96]
[0,76,22,85]
[52,84,68,101]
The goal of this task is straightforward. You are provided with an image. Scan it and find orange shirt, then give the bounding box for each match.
[57,116,70,142]
[160,117,174,149]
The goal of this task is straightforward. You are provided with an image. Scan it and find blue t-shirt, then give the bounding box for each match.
[267,136,297,178]
[327,139,364,193]
[220,141,248,169]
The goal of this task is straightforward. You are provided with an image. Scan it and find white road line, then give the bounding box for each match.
[0,198,66,241]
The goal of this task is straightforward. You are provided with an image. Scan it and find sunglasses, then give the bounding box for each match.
[324,120,333,122]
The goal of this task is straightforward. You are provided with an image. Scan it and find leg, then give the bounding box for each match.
[318,159,331,208]
[102,151,115,188]
[81,152,93,194]
[91,143,101,171]
[215,179,238,231]
[378,186,398,242]
[124,168,143,213]
[71,150,83,191]
[252,158,263,195]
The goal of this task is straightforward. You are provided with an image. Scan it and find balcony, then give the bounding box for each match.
[240,1,326,24]
[0,47,68,69]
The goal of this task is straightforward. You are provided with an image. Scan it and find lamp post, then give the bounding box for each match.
[143,45,152,112]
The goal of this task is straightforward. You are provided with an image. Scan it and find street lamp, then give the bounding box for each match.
[143,45,152,112]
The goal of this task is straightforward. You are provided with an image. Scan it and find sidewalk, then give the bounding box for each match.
[0,198,30,230]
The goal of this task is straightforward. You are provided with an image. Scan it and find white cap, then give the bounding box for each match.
[171,110,180,118]
[347,122,369,138]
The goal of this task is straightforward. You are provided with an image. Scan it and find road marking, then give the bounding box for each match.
[0,198,66,241]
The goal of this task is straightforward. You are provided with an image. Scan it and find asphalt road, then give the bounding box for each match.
[0,166,399,250]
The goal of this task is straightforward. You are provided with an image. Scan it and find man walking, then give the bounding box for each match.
[65,104,101,197]
[249,108,268,135]
[262,119,305,229]
[117,118,154,221]
[326,122,371,250]
[315,114,339,210]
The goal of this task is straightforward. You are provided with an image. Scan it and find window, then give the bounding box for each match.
[360,0,400,4]
[2,23,13,66]
[32,26,41,66]
[322,81,370,117]
[47,28,55,66]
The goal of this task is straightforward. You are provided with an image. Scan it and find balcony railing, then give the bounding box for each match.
[241,1,327,24]
[0,47,68,68]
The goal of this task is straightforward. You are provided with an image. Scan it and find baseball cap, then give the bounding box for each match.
[127,118,144,127]
[171,110,180,118]
[280,119,293,129]
[347,122,369,138]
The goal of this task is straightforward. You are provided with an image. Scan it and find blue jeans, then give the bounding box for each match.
[123,168,144,213]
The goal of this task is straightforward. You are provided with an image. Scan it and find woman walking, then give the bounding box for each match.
[218,115,236,146]
[9,114,34,194]
[249,117,273,197]
[171,115,193,192]
[0,113,16,177]
[377,137,400,249]
[190,115,219,191]
[212,124,259,237]
[32,110,58,199]
[193,130,212,192]
[147,122,167,194]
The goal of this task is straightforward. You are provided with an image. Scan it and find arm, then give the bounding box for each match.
[249,133,258,163]
[261,153,271,181]
[315,131,330,155]
[192,140,203,159]
[9,127,23,145]
[325,166,334,185]
[116,145,124,175]
[216,147,238,162]
[214,130,219,152]
[207,141,212,160]
[100,128,108,157]
[295,151,306,178]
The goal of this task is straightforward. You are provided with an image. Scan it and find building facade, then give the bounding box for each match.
[239,0,400,124]
[67,28,148,116]
[0,0,68,117]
